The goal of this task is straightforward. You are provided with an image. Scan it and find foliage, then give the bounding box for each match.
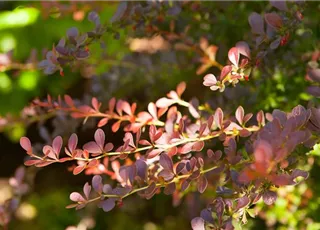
[0,1,320,229]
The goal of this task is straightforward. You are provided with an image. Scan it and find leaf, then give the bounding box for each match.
[83,182,91,199]
[256,110,265,126]
[308,69,320,82]
[67,27,79,38]
[164,182,176,195]
[92,175,103,193]
[64,95,74,107]
[100,199,116,212]
[52,136,63,158]
[214,108,224,129]
[83,141,101,154]
[203,74,218,91]
[70,192,85,202]
[263,190,277,205]
[200,209,214,224]
[68,133,78,153]
[264,13,283,30]
[270,37,281,49]
[236,41,251,58]
[98,118,109,127]
[158,169,175,181]
[236,106,244,125]
[248,12,264,35]
[148,102,158,119]
[155,97,175,108]
[236,196,250,210]
[228,47,240,66]
[135,159,148,181]
[159,153,174,171]
[176,82,186,97]
[175,162,185,174]
[192,141,205,152]
[73,164,86,175]
[191,217,205,230]
[110,1,127,23]
[20,137,32,152]
[94,129,105,149]
[220,65,232,80]
[270,1,288,11]
[91,97,100,111]
[197,175,208,193]
[181,179,190,191]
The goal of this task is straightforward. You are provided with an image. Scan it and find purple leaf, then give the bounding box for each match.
[270,1,288,11]
[158,169,175,181]
[270,37,281,49]
[236,196,250,210]
[248,12,265,35]
[110,1,127,23]
[307,86,320,97]
[100,199,116,212]
[135,159,148,181]
[67,27,79,38]
[92,175,103,193]
[103,184,112,194]
[191,217,205,230]
[200,209,214,224]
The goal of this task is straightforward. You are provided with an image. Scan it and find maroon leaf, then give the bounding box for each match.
[175,162,185,174]
[197,175,208,193]
[263,190,277,205]
[228,47,240,66]
[264,13,283,30]
[235,196,250,210]
[191,217,205,230]
[181,179,191,191]
[164,182,176,195]
[159,153,174,171]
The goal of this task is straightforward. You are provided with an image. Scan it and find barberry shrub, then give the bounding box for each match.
[2,0,318,229]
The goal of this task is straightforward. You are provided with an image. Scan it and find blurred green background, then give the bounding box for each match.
[0,1,319,229]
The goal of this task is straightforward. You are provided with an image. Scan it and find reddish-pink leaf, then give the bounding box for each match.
[155,97,175,108]
[68,133,78,153]
[24,159,41,166]
[180,143,194,154]
[220,65,232,80]
[164,182,176,195]
[228,47,240,66]
[176,81,186,97]
[197,175,208,193]
[35,161,55,167]
[147,149,163,159]
[112,120,122,132]
[73,164,86,175]
[91,97,100,111]
[264,13,283,30]
[192,141,205,152]
[66,203,78,209]
[214,108,224,129]
[70,192,86,202]
[243,113,253,124]
[20,137,32,152]
[235,106,244,125]
[94,129,105,149]
[64,95,74,107]
[98,118,109,127]
[104,143,114,152]
[88,159,99,168]
[256,110,265,126]
[52,136,63,158]
[109,97,116,112]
